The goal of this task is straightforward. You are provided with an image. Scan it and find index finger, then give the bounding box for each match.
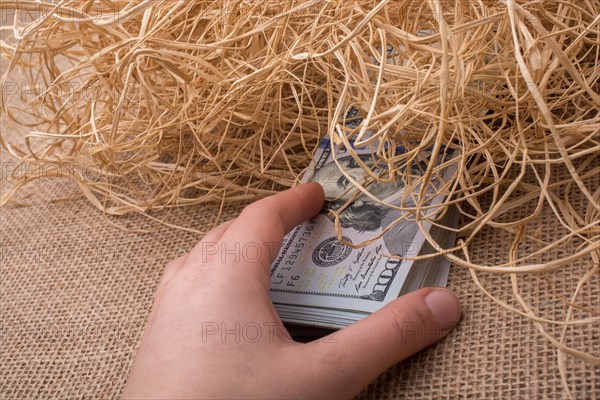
[187,182,325,272]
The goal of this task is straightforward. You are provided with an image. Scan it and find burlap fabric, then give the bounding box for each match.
[1,131,598,399]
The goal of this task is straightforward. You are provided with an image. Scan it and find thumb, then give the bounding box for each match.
[306,288,460,397]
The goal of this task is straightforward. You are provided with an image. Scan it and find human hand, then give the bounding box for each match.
[123,182,461,399]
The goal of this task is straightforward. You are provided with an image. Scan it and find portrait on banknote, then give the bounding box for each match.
[311,153,422,258]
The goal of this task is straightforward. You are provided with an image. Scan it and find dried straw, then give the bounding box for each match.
[0,0,598,394]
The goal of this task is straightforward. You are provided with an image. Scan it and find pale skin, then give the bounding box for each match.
[123,182,461,399]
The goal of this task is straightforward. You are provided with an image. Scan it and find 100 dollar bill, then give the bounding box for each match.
[269,137,457,314]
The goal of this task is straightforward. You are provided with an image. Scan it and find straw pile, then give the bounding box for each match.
[1,0,598,393]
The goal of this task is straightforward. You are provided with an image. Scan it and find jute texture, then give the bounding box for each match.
[1,130,598,399]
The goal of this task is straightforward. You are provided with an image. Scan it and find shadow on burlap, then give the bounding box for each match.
[1,126,598,399]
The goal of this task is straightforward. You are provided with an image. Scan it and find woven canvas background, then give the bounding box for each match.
[1,118,598,399]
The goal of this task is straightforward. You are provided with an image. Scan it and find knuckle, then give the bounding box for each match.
[240,200,265,216]
[163,255,186,275]
[164,259,180,273]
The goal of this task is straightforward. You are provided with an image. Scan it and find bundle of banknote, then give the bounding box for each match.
[269,134,459,330]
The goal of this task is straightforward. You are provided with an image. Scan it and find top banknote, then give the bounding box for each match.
[270,135,458,315]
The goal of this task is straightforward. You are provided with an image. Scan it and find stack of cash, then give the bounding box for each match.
[270,136,459,329]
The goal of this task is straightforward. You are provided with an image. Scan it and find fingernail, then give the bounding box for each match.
[424,289,461,330]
